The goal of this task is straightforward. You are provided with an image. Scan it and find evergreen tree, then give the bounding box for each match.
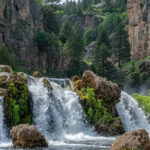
[59,21,71,44]
[93,43,111,77]
[64,22,84,59]
[111,23,130,67]
[97,28,109,46]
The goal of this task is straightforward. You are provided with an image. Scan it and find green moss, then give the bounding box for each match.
[13,105,20,125]
[4,74,32,127]
[73,82,114,125]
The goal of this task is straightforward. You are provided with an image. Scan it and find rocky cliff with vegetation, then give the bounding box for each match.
[127,0,150,60]
[0,0,43,71]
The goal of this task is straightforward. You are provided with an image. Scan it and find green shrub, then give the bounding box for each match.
[83,27,95,46]
[132,93,150,113]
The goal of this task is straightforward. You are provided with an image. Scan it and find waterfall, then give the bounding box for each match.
[27,76,95,141]
[116,91,150,132]
[0,96,9,143]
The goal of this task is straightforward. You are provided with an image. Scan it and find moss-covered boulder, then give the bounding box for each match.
[43,78,52,90]
[72,70,124,136]
[72,75,80,82]
[32,71,41,78]
[0,65,12,73]
[82,70,121,102]
[0,67,32,128]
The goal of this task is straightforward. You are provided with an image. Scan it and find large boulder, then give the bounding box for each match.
[139,61,150,73]
[0,65,12,73]
[111,129,150,150]
[10,124,48,148]
[82,70,121,101]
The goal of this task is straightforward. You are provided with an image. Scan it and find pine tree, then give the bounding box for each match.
[93,43,111,77]
[111,23,130,67]
[59,21,71,44]
[66,22,84,59]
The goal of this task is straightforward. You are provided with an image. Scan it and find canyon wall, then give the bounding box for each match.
[0,0,43,71]
[127,0,150,60]
[0,0,69,74]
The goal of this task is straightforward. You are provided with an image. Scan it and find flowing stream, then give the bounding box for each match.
[0,77,150,149]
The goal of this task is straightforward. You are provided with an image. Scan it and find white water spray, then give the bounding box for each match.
[116,91,150,132]
[0,96,9,143]
[27,76,95,141]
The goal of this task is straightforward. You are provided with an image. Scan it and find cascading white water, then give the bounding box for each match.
[116,91,150,132]
[27,76,95,141]
[0,96,9,143]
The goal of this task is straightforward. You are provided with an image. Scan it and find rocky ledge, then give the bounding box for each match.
[10,124,48,148]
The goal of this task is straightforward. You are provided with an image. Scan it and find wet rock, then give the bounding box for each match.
[0,65,12,73]
[0,75,8,87]
[111,129,150,150]
[72,75,80,82]
[32,71,41,78]
[43,78,52,90]
[0,88,7,96]
[95,120,125,136]
[82,70,121,101]
[10,124,48,148]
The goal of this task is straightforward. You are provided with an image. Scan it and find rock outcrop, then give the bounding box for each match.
[0,0,43,71]
[139,60,150,73]
[32,71,41,78]
[73,70,123,136]
[111,129,150,150]
[10,124,48,148]
[82,70,121,101]
[127,0,150,60]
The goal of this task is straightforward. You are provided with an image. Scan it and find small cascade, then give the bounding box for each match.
[27,76,95,141]
[0,96,9,142]
[116,91,150,132]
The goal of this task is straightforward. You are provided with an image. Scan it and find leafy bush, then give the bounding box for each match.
[82,88,113,125]
[132,93,150,113]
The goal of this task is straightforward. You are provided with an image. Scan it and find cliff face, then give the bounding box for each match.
[0,0,69,74]
[0,0,43,70]
[127,0,150,60]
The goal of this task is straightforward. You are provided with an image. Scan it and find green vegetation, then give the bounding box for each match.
[73,82,115,125]
[0,46,15,67]
[133,93,150,114]
[34,32,59,52]
[83,27,95,46]
[121,56,150,83]
[3,74,32,126]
